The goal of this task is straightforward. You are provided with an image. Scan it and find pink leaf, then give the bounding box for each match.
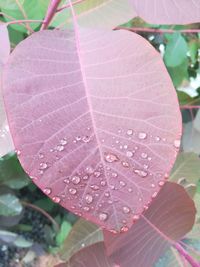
[0,24,10,66]
[57,242,114,267]
[131,0,200,25]
[3,28,181,231]
[104,182,196,267]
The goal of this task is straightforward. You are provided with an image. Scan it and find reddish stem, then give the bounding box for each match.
[57,0,85,12]
[41,0,62,30]
[180,105,200,109]
[116,26,200,34]
[7,19,44,26]
[174,243,200,267]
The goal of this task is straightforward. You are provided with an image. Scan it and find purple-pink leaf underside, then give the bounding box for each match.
[3,28,182,232]
[58,242,114,267]
[104,182,196,267]
[131,0,200,25]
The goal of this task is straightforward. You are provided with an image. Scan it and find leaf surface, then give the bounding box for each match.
[59,218,103,261]
[104,182,196,267]
[131,0,200,25]
[3,28,181,231]
[58,242,114,267]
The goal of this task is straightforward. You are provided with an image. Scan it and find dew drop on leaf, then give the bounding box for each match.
[71,176,81,185]
[141,153,148,159]
[39,162,48,170]
[174,139,181,148]
[121,161,130,168]
[104,152,119,163]
[123,206,130,214]
[85,194,93,204]
[134,169,148,177]
[126,151,133,158]
[138,132,147,140]
[52,196,61,203]
[69,188,77,195]
[90,185,100,191]
[127,129,133,136]
[43,188,51,195]
[99,212,108,221]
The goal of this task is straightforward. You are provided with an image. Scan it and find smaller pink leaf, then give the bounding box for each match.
[0,24,10,66]
[131,0,200,25]
[0,24,13,157]
[59,242,114,267]
[104,182,196,267]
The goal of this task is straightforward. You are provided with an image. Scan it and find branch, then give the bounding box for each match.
[174,243,200,267]
[116,26,200,34]
[56,0,85,12]
[21,201,60,232]
[180,105,200,110]
[41,0,62,30]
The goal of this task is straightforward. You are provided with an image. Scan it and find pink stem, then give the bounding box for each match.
[180,105,200,109]
[57,0,85,12]
[116,26,200,34]
[174,243,200,267]
[6,19,44,26]
[41,0,62,30]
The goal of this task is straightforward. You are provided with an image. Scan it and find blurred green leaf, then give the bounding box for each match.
[56,221,71,247]
[0,0,47,32]
[0,229,32,247]
[0,153,30,189]
[167,61,189,87]
[164,33,188,67]
[34,198,55,212]
[0,193,23,216]
[170,152,200,185]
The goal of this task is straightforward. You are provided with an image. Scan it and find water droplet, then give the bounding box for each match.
[141,153,148,159]
[99,212,108,221]
[60,139,68,145]
[100,181,107,186]
[152,192,158,198]
[121,226,129,232]
[104,192,110,197]
[174,139,181,149]
[158,181,165,187]
[148,157,152,161]
[123,206,130,214]
[94,171,101,178]
[119,181,126,187]
[69,188,77,195]
[16,150,21,156]
[104,153,119,163]
[133,215,140,221]
[64,178,70,184]
[83,206,90,211]
[151,183,156,188]
[122,161,130,168]
[52,196,61,203]
[39,162,48,170]
[82,136,91,143]
[83,175,89,180]
[43,188,51,195]
[128,188,133,192]
[56,145,64,151]
[39,153,44,159]
[111,172,118,178]
[138,132,147,140]
[155,136,161,142]
[127,129,133,136]
[124,144,128,149]
[85,166,94,174]
[143,164,149,169]
[85,194,93,204]
[90,185,99,191]
[134,169,148,178]
[126,151,133,158]
[71,176,81,184]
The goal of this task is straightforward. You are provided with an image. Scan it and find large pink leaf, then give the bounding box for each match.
[104,182,196,267]
[3,28,182,231]
[131,0,200,25]
[57,242,114,267]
